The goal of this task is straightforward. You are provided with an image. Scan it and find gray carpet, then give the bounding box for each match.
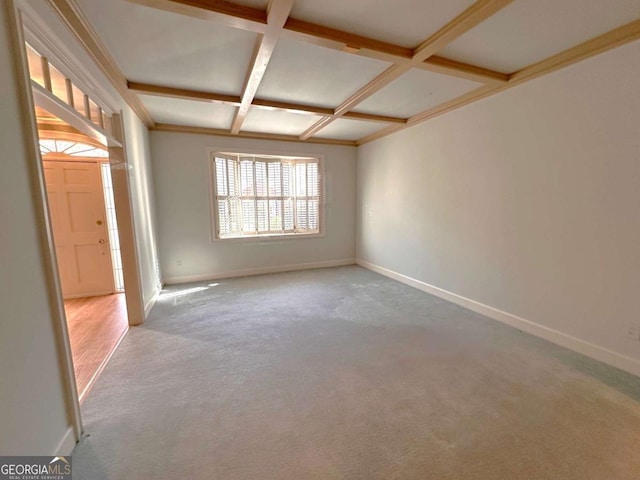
[72,266,640,479]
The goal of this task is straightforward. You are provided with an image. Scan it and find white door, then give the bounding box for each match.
[44,160,115,298]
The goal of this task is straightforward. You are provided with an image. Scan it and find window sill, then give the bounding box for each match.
[212,232,325,244]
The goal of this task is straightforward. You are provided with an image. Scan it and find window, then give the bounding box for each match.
[212,152,322,239]
[39,139,109,158]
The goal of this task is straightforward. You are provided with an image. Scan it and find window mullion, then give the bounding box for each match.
[234,157,242,234]
[280,161,285,233]
[292,161,298,232]
[224,158,230,234]
[252,157,258,235]
[304,162,311,230]
[266,160,271,232]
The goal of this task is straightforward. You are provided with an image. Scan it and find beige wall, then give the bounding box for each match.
[0,3,71,454]
[357,39,640,373]
[151,131,356,283]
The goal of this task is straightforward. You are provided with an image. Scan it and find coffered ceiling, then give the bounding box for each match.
[54,0,640,145]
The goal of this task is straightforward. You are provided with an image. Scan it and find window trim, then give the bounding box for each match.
[208,149,325,242]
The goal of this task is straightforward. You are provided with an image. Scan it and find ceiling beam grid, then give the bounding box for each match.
[230,0,295,134]
[356,18,640,145]
[298,0,514,140]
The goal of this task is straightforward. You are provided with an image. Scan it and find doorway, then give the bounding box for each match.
[7,1,149,444]
[37,107,129,401]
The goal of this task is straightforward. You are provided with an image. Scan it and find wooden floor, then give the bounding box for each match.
[64,293,129,402]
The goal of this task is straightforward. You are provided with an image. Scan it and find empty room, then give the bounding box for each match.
[1,0,640,479]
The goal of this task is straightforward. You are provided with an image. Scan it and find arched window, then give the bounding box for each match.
[39,139,109,158]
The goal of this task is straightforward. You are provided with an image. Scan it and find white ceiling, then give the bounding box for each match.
[290,0,477,48]
[242,108,322,136]
[138,95,236,130]
[355,69,482,118]
[313,118,385,141]
[72,0,640,144]
[256,38,390,108]
[440,0,640,73]
[76,0,258,94]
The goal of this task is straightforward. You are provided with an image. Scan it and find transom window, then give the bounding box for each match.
[212,152,322,239]
[39,139,108,158]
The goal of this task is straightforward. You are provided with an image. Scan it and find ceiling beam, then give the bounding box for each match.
[125,0,267,33]
[299,0,514,139]
[128,0,508,85]
[281,28,509,86]
[343,111,406,124]
[421,56,508,84]
[230,0,295,134]
[251,97,332,116]
[253,98,405,123]
[46,0,155,127]
[281,24,508,84]
[357,18,640,145]
[282,17,413,60]
[128,81,407,124]
[128,81,242,104]
[152,123,357,146]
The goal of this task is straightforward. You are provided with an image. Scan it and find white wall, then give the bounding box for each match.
[0,3,71,454]
[357,39,640,373]
[151,131,356,283]
[123,107,162,305]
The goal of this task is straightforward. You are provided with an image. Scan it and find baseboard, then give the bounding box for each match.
[144,286,161,318]
[356,259,640,378]
[164,258,356,285]
[54,427,76,456]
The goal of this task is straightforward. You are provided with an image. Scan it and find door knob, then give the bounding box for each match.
[96,220,103,225]
[99,239,106,244]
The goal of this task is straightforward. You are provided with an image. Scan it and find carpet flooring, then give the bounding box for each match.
[72,266,640,479]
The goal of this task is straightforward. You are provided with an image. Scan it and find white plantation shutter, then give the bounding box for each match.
[295,159,321,233]
[213,153,321,239]
[214,155,241,237]
[282,162,294,231]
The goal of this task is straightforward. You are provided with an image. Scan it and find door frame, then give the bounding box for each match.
[6,0,147,442]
